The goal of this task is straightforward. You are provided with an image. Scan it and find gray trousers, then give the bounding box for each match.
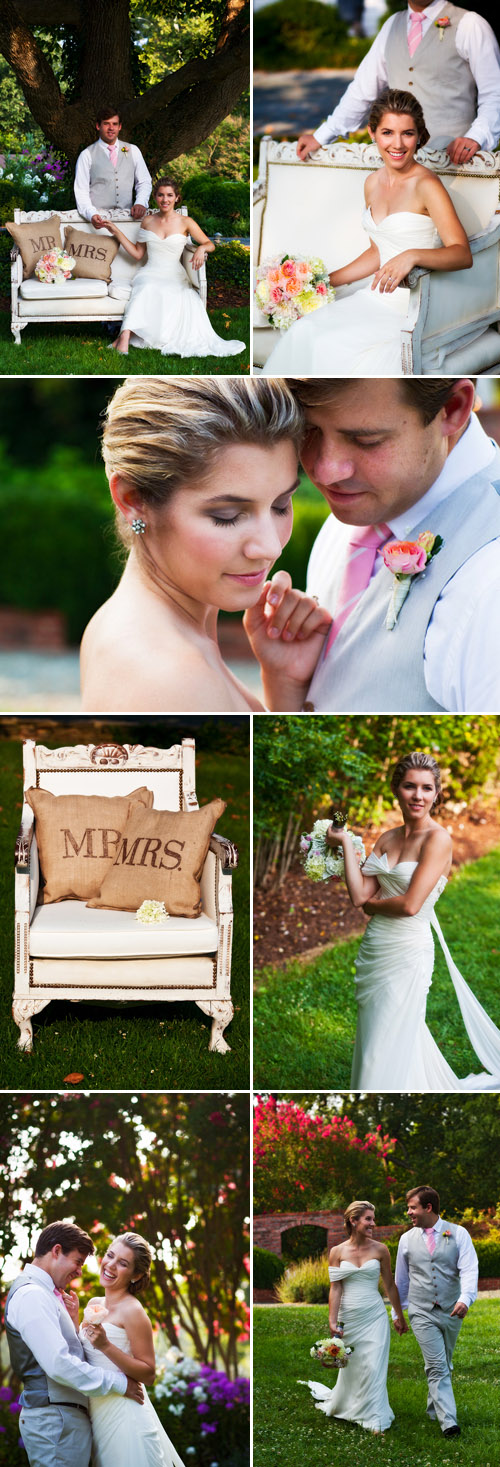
[19,1404,91,1467]
[408,1303,463,1430]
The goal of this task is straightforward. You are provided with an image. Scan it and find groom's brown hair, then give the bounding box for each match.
[287,379,476,427]
[35,1221,94,1259]
[407,1185,440,1213]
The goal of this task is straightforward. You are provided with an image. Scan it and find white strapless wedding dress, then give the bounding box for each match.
[264,209,440,375]
[81,1320,185,1467]
[121,229,245,357]
[300,1260,394,1433]
[351,853,500,1092]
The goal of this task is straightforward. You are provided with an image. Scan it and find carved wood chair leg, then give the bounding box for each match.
[196,999,234,1053]
[12,999,49,1051]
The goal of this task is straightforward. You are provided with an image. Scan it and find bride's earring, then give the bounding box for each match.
[131,517,147,535]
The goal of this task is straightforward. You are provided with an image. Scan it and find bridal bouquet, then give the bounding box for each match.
[34,248,75,283]
[255,255,335,330]
[82,1299,109,1325]
[300,813,365,883]
[310,1335,354,1369]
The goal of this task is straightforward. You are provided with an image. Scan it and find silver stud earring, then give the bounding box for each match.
[131,517,146,535]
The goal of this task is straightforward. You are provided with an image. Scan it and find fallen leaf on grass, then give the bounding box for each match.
[63,1072,84,1083]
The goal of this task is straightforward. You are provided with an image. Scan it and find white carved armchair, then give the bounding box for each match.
[13,739,237,1054]
[10,207,207,344]
[253,138,500,374]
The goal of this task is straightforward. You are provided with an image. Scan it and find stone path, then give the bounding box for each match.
[254,68,355,138]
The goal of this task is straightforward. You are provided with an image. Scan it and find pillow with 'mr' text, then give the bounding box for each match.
[25,787,154,903]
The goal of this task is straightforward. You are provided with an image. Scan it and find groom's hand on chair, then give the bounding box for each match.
[450,1302,468,1318]
[446,137,480,165]
[296,133,320,161]
[125,1378,144,1403]
[131,205,147,219]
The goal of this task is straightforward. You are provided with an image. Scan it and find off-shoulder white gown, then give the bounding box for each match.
[351,853,500,1092]
[120,229,245,357]
[300,1260,394,1433]
[81,1319,185,1467]
[264,210,441,375]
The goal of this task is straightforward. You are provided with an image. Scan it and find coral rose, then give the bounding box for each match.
[382,540,427,574]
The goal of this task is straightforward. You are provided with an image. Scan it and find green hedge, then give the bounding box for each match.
[274,489,330,590]
[210,240,249,291]
[183,174,250,235]
[253,1246,286,1288]
[254,0,371,71]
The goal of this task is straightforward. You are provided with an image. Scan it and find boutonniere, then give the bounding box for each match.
[442,1229,452,1241]
[434,16,451,38]
[120,145,129,154]
[383,531,443,629]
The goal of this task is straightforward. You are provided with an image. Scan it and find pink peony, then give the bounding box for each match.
[268,267,282,285]
[316,281,327,295]
[296,261,311,277]
[382,540,427,575]
[83,1299,109,1325]
[281,259,296,277]
[286,276,302,295]
[271,286,284,303]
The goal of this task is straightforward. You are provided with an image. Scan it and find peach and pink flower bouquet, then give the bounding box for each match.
[255,254,335,330]
[35,248,75,284]
[382,530,443,628]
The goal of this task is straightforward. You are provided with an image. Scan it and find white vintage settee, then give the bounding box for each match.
[10,207,207,343]
[13,738,237,1054]
[253,139,500,373]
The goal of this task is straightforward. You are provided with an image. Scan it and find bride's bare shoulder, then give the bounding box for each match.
[372,827,401,856]
[328,1244,343,1265]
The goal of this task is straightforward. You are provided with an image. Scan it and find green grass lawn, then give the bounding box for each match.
[254,1302,500,1467]
[253,849,500,1088]
[0,743,249,1089]
[0,308,249,375]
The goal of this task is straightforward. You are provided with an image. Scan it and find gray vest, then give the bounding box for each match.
[88,140,136,209]
[306,457,500,712]
[405,1223,462,1311]
[385,5,477,146]
[5,1273,87,1409]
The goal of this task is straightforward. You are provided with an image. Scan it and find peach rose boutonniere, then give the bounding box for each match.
[435,16,451,38]
[442,1229,453,1242]
[120,145,130,154]
[382,531,443,629]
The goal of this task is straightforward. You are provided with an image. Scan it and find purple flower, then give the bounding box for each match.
[9,1401,22,1414]
[196,1404,209,1414]
[201,1423,218,1435]
[0,1387,13,1401]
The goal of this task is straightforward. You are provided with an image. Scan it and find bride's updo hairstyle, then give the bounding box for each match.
[154,175,181,203]
[368,88,430,148]
[103,377,304,557]
[344,1200,375,1236]
[391,751,443,811]
[118,1232,152,1295]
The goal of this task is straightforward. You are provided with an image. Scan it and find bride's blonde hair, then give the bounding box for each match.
[344,1200,375,1236]
[102,377,303,553]
[391,751,443,810]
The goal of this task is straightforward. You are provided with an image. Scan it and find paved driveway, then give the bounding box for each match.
[253,69,355,138]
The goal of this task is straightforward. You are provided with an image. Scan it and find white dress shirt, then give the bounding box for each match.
[314,1,500,152]
[74,139,152,221]
[6,1265,127,1397]
[306,412,500,711]
[394,1217,479,1311]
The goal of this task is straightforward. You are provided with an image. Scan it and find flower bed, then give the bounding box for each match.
[153,1350,250,1467]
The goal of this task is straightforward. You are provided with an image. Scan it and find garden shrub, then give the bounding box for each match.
[475,1236,500,1276]
[153,1352,249,1467]
[0,228,12,293]
[253,1246,285,1288]
[183,174,249,235]
[254,0,371,71]
[0,1385,23,1465]
[270,492,331,590]
[210,240,249,292]
[276,1253,329,1303]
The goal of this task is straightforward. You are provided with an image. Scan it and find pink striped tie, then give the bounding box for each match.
[425,1227,436,1255]
[108,143,118,167]
[325,523,391,653]
[408,11,426,55]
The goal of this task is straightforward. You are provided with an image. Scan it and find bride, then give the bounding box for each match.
[333,751,500,1092]
[80,377,331,712]
[264,89,472,376]
[300,1200,406,1433]
[81,1233,184,1466]
[105,176,245,359]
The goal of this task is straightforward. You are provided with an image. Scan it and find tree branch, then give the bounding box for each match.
[0,0,66,125]
[125,13,248,128]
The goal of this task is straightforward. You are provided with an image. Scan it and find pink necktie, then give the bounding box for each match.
[425,1228,436,1255]
[408,11,426,55]
[325,523,391,653]
[108,143,118,167]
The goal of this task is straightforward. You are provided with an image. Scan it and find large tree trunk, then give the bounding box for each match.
[0,0,249,170]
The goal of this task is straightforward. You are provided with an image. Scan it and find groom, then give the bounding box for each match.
[296,1,500,161]
[393,1184,478,1436]
[276,377,500,713]
[5,1220,143,1467]
[74,105,152,230]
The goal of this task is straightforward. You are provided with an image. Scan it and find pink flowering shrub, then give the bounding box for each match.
[254,1096,397,1214]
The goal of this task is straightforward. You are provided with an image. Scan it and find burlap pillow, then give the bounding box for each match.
[63,226,119,282]
[6,215,63,278]
[26,787,154,904]
[88,799,226,917]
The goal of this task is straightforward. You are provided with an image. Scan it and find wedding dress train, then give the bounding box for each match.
[264,210,440,375]
[300,1259,394,1433]
[351,853,500,1092]
[120,229,245,357]
[82,1319,185,1467]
